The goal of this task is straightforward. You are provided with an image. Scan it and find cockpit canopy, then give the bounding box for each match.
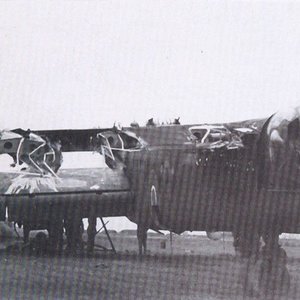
[92,129,146,167]
[189,125,244,150]
[97,130,146,150]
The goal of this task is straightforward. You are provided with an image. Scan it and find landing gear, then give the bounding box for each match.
[233,231,290,298]
[64,218,84,254]
[86,216,116,255]
[137,224,148,256]
[87,215,97,254]
[259,233,290,298]
[22,220,64,254]
[137,170,165,256]
[135,172,159,256]
[47,220,64,253]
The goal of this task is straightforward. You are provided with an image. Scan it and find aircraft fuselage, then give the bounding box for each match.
[123,124,300,236]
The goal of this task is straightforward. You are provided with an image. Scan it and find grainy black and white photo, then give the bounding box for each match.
[1,1,300,299]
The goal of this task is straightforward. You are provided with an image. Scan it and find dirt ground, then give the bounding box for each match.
[0,233,299,300]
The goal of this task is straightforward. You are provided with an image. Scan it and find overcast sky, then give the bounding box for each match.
[1,0,300,131]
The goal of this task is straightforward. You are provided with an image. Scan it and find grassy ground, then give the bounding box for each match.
[0,233,299,300]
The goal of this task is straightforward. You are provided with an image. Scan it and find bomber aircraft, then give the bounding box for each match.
[0,106,299,296]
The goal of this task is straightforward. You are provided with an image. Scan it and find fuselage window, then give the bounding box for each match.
[119,132,140,149]
[191,129,207,142]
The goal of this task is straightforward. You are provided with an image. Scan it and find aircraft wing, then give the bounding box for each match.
[0,128,133,223]
[0,168,131,223]
[13,128,110,152]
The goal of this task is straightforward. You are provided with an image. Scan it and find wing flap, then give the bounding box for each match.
[4,189,132,223]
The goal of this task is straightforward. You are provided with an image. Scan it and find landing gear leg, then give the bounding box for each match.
[232,229,261,258]
[259,232,290,298]
[137,224,148,256]
[23,223,30,244]
[87,215,97,254]
[232,230,261,297]
[235,230,290,298]
[48,220,64,254]
[64,217,84,254]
